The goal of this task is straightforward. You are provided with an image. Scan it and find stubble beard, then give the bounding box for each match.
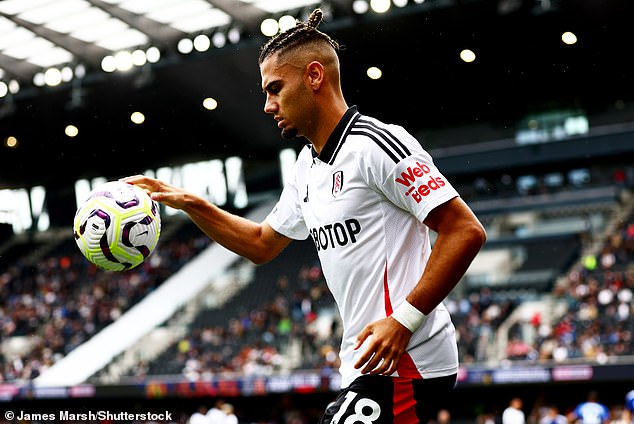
[281,127,298,139]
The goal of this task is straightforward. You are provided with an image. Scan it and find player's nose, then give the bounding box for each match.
[263,96,277,114]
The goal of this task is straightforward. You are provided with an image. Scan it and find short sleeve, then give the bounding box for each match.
[266,160,309,240]
[358,124,459,222]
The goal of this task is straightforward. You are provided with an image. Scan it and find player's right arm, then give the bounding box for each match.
[121,175,292,264]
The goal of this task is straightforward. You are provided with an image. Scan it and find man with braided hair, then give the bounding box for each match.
[123,8,486,422]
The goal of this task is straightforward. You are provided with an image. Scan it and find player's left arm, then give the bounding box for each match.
[354,196,486,375]
[410,196,487,315]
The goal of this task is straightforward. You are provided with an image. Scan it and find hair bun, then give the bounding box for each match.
[307,8,323,29]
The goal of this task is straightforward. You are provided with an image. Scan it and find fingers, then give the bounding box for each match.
[119,175,148,184]
[354,327,370,350]
[356,342,401,375]
[119,175,163,197]
[354,318,411,376]
[119,175,152,191]
[354,336,400,375]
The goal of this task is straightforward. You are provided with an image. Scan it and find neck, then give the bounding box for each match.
[309,97,348,154]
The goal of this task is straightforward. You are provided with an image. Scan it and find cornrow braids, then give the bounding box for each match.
[258,8,340,65]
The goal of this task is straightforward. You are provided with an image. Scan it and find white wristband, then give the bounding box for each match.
[391,300,427,333]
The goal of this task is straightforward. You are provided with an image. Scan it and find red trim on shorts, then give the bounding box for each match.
[393,378,419,423]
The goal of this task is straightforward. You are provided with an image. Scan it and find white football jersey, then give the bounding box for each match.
[267,106,460,388]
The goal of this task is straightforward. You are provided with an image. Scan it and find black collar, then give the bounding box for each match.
[311,105,359,164]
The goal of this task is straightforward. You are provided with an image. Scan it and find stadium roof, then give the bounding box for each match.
[0,0,632,189]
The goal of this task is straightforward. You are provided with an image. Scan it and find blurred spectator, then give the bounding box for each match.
[189,405,210,424]
[539,405,568,424]
[430,408,452,424]
[503,397,526,424]
[568,390,610,424]
[624,389,634,424]
[221,403,238,424]
[206,399,227,423]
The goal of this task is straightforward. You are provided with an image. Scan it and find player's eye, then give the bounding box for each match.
[265,81,281,95]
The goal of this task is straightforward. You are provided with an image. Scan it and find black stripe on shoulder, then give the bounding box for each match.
[356,118,411,159]
[349,130,400,164]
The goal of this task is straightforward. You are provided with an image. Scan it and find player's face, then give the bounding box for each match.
[261,55,313,140]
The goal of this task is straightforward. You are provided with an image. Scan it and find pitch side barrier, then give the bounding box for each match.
[33,198,277,388]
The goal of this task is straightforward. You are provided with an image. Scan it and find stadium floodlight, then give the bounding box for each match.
[178,38,194,54]
[352,0,369,14]
[227,27,241,44]
[279,15,297,32]
[193,34,211,52]
[114,51,134,72]
[132,49,147,66]
[101,55,116,73]
[44,68,62,86]
[145,47,160,63]
[260,18,279,37]
[212,32,227,48]
[367,66,382,80]
[370,0,391,13]
[460,49,476,63]
[8,80,20,94]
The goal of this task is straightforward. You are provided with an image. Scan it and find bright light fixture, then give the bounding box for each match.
[65,124,79,138]
[44,68,62,86]
[203,97,218,110]
[352,0,369,14]
[178,38,194,54]
[460,49,476,63]
[562,31,577,45]
[193,34,211,52]
[260,18,279,37]
[131,111,145,124]
[370,0,391,13]
[278,15,297,33]
[367,66,382,79]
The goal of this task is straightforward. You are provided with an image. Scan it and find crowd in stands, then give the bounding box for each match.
[0,220,211,383]
[536,213,634,363]
[1,170,633,393]
[447,288,519,364]
[140,209,633,382]
[143,256,340,380]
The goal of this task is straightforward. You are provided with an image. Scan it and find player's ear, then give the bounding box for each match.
[306,61,324,89]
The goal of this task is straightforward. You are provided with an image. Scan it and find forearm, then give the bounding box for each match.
[121,174,288,263]
[182,193,275,264]
[410,199,486,314]
[409,224,484,314]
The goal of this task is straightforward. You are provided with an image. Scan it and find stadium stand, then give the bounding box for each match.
[2,0,634,421]
[1,166,633,423]
[2,166,631,387]
[0,216,212,383]
[55,172,626,385]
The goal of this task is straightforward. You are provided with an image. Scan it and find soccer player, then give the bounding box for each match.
[123,8,486,423]
[569,390,610,424]
[502,397,526,424]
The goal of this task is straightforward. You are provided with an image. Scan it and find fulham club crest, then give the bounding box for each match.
[332,170,344,197]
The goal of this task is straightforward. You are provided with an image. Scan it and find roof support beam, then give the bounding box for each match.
[0,13,110,69]
[0,52,39,80]
[201,0,267,33]
[87,0,186,47]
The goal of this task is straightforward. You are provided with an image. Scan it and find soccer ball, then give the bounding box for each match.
[73,180,161,271]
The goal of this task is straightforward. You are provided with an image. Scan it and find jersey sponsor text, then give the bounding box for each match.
[310,219,361,251]
[395,161,447,203]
